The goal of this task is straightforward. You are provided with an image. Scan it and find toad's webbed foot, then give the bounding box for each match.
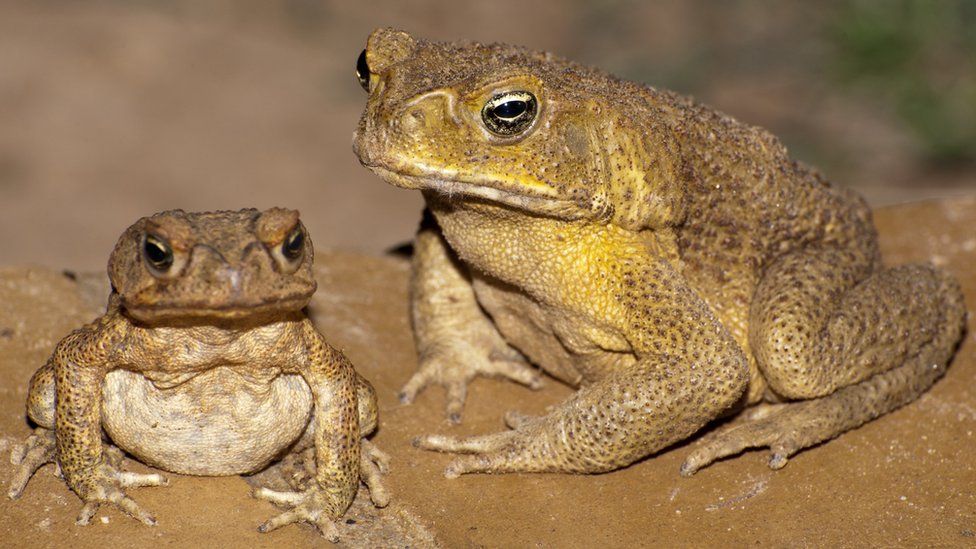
[401,340,543,424]
[254,486,343,541]
[8,427,57,499]
[73,457,169,526]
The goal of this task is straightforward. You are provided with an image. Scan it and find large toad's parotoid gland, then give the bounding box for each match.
[8,208,389,541]
[353,29,966,478]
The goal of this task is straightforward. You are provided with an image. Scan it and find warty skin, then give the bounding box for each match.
[353,28,965,477]
[9,208,389,541]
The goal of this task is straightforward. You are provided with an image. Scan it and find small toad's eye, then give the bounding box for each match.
[270,224,307,274]
[282,226,305,262]
[356,49,371,92]
[481,91,538,137]
[143,233,174,274]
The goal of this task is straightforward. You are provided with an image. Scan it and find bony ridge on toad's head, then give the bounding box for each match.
[353,28,685,230]
[107,208,317,322]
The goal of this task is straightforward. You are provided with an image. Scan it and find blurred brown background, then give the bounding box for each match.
[2,0,974,271]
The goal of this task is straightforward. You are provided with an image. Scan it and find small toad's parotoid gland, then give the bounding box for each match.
[353,28,965,478]
[9,208,389,541]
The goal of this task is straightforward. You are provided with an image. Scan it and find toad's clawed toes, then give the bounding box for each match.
[8,428,56,499]
[360,439,391,508]
[413,431,516,454]
[398,339,540,423]
[76,492,158,527]
[412,426,555,477]
[443,453,509,479]
[253,487,342,541]
[503,410,538,430]
[73,458,168,526]
[680,408,810,476]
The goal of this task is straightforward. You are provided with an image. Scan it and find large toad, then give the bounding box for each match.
[353,29,965,478]
[8,208,389,540]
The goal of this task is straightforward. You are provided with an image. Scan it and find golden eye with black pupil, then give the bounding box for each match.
[282,226,304,261]
[356,49,370,92]
[481,91,537,137]
[143,233,174,273]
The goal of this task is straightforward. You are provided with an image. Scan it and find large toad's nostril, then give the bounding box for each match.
[402,90,461,130]
[400,108,426,132]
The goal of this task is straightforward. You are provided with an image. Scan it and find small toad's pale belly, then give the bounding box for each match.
[101,368,313,476]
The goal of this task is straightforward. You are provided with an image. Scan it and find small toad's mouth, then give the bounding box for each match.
[366,164,587,219]
[123,288,315,323]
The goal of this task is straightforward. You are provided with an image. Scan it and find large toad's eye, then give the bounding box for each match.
[481,91,538,137]
[356,49,371,92]
[142,233,174,274]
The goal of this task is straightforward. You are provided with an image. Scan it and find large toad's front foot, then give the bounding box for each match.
[413,410,553,478]
[406,213,543,423]
[401,338,543,424]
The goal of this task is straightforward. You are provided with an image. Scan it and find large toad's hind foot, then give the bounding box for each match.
[680,351,943,475]
[8,427,57,499]
[682,263,966,476]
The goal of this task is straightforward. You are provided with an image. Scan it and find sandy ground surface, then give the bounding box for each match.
[0,198,974,548]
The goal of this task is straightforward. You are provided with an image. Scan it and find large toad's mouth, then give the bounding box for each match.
[367,164,587,219]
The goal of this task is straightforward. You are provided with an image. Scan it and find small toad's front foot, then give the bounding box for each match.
[359,439,391,507]
[401,341,543,424]
[8,427,57,499]
[277,439,391,509]
[253,486,344,541]
[72,458,169,526]
[413,411,554,478]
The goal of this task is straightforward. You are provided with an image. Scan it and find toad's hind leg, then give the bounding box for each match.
[682,251,965,475]
[9,364,57,498]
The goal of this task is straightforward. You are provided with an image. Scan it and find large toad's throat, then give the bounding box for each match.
[368,165,588,220]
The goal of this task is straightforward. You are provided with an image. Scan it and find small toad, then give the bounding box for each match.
[8,208,389,541]
[353,29,965,477]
